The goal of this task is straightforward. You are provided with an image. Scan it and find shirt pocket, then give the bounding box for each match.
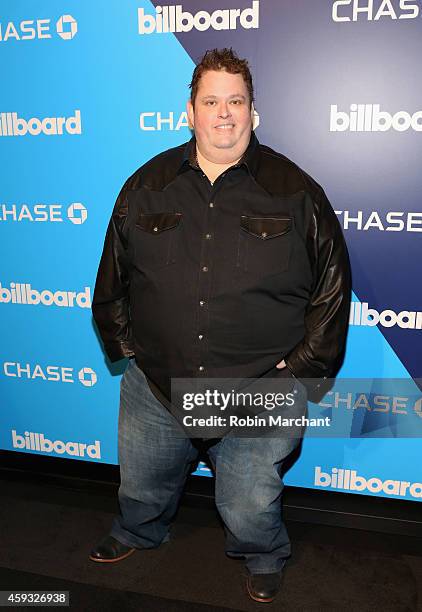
[236,215,293,278]
[134,211,182,270]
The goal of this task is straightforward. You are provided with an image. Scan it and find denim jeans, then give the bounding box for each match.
[110,358,307,574]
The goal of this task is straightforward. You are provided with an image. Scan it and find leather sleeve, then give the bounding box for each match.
[285,187,351,390]
[92,182,135,362]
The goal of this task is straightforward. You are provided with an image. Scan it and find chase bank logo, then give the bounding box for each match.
[332,1,420,21]
[414,398,422,419]
[56,14,78,40]
[0,202,88,224]
[140,111,189,131]
[3,362,97,387]
[139,109,260,131]
[67,203,88,224]
[78,367,97,387]
[0,14,78,42]
[335,210,422,232]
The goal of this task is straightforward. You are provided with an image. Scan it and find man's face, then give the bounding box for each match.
[187,70,253,163]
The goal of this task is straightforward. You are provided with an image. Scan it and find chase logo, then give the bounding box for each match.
[0,14,78,42]
[67,203,88,224]
[335,210,422,232]
[0,202,87,225]
[140,111,189,131]
[414,398,422,418]
[332,1,420,21]
[78,367,97,387]
[139,109,260,131]
[0,202,88,224]
[56,14,78,40]
[138,2,259,34]
[3,362,98,387]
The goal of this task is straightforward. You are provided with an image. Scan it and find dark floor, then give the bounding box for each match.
[0,476,421,611]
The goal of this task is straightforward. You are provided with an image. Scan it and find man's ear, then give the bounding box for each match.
[187,99,194,129]
[251,102,259,130]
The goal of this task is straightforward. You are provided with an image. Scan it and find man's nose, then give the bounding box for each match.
[217,103,231,118]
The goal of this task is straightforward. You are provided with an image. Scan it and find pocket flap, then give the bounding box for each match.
[136,212,182,233]
[240,216,292,239]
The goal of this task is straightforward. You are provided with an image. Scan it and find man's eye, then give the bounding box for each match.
[206,101,216,106]
[230,100,242,105]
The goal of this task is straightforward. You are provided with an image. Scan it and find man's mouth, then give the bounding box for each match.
[215,124,235,130]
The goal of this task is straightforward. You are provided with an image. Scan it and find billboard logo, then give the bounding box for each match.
[12,430,101,459]
[0,283,91,308]
[332,1,419,22]
[0,110,82,137]
[0,202,87,224]
[330,104,422,132]
[138,2,259,34]
[0,15,78,42]
[315,466,422,498]
[335,210,422,232]
[349,302,422,329]
[56,14,78,39]
[3,362,97,387]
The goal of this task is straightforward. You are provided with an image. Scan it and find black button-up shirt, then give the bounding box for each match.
[92,133,351,406]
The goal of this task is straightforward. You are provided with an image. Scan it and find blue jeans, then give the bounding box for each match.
[110,358,307,574]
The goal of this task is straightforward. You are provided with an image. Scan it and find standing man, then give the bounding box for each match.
[90,48,351,604]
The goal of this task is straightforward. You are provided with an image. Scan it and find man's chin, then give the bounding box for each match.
[211,140,238,150]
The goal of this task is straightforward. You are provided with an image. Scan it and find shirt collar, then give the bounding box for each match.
[177,131,260,178]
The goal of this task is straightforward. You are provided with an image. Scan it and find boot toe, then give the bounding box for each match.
[89,535,136,563]
[246,571,282,603]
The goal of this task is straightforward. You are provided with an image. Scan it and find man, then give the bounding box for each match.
[90,48,351,604]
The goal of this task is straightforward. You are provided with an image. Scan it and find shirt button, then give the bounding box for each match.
[261,231,267,238]
[153,227,159,232]
[199,300,205,306]
[202,266,208,272]
[199,366,205,372]
[198,334,203,340]
[209,202,214,208]
[205,233,212,239]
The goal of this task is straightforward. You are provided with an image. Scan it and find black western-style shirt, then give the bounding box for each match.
[92,132,351,406]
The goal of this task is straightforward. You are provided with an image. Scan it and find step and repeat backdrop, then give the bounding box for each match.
[1,0,421,502]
